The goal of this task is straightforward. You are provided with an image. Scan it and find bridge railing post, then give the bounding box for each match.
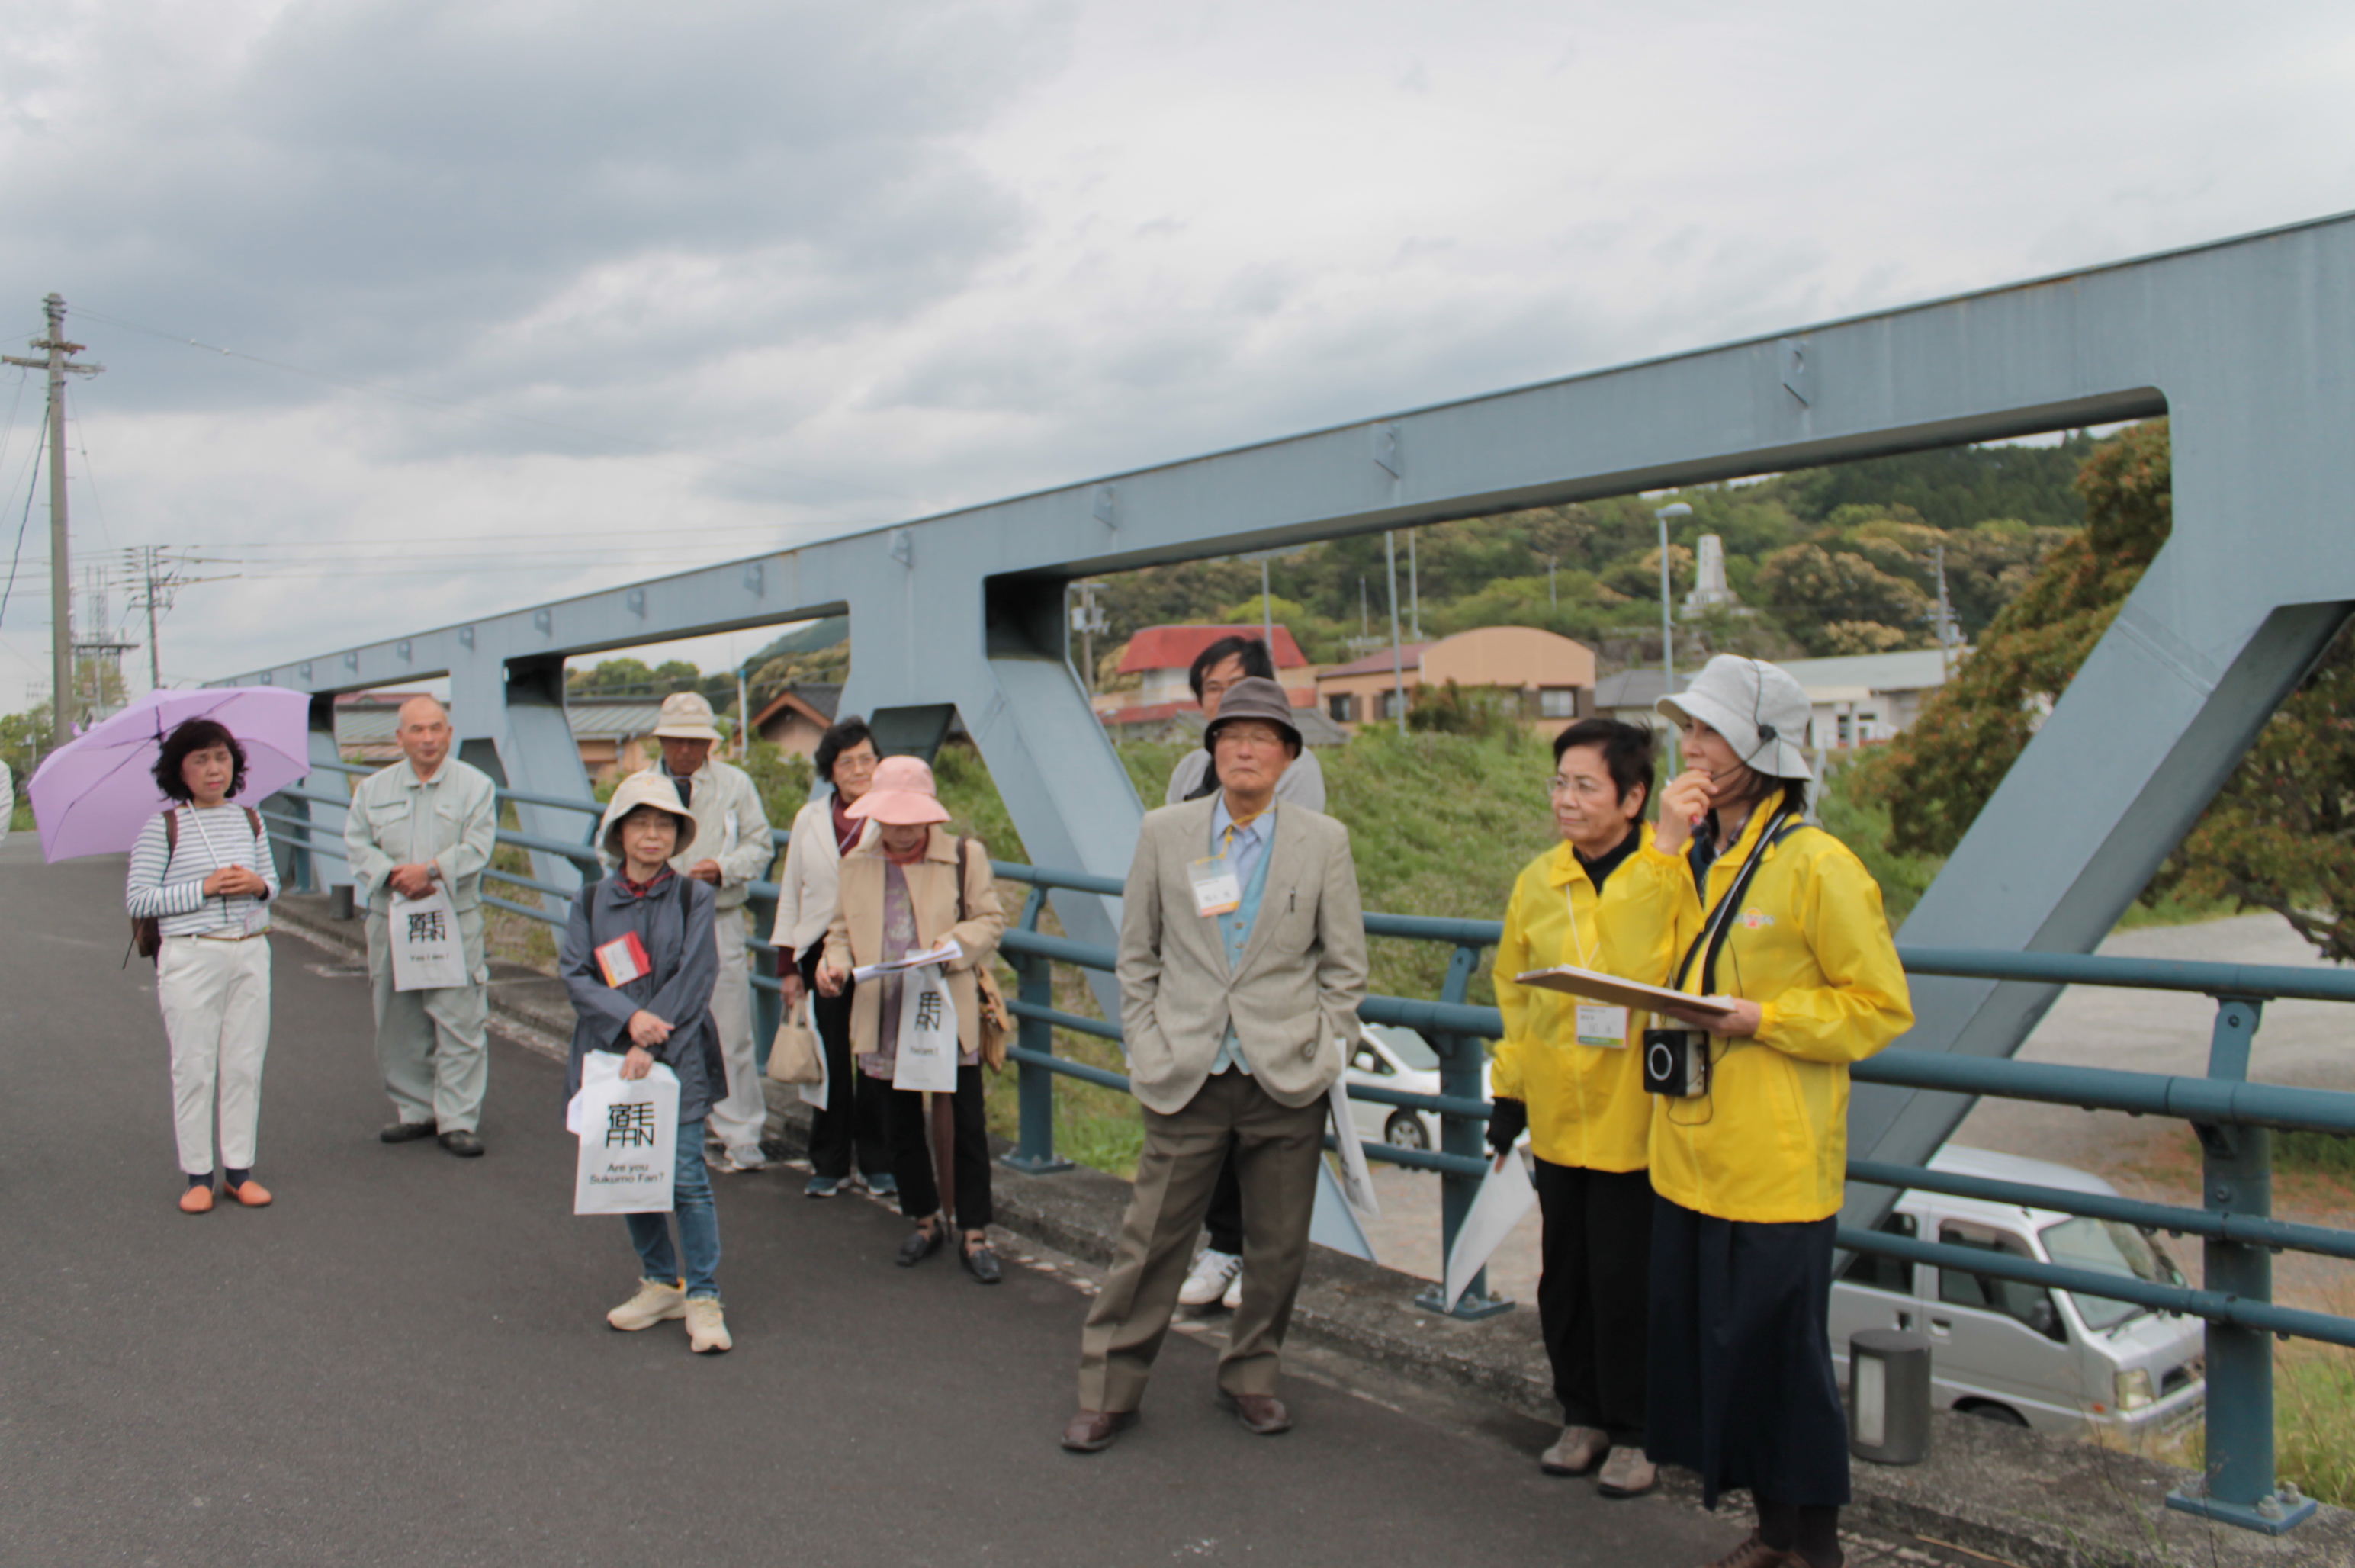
[2167,994,2315,1534]
[1001,888,1071,1175]
[1415,941,1509,1320]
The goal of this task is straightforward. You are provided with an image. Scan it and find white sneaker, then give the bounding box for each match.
[1221,1268,1243,1312]
[685,1296,732,1354]
[607,1277,687,1332]
[1178,1248,1242,1308]
[716,1145,768,1173]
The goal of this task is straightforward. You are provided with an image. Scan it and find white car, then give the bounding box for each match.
[1344,1023,1496,1152]
[1830,1146,2206,1441]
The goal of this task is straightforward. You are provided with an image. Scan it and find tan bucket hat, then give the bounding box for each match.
[651,691,725,741]
[600,770,699,861]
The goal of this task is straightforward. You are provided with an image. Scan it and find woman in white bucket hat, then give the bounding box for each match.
[1640,655,1914,1568]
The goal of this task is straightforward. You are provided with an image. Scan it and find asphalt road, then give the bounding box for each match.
[0,837,1737,1568]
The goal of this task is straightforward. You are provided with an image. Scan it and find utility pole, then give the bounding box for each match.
[1408,530,1422,641]
[1384,531,1407,737]
[1068,580,1107,693]
[1933,543,1956,680]
[1547,557,1557,609]
[1654,502,1692,772]
[121,545,238,692]
[5,294,104,752]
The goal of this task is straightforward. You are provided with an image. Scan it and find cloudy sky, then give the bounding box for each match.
[1,0,2350,697]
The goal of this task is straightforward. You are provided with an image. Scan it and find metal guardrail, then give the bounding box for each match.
[259,772,2355,1531]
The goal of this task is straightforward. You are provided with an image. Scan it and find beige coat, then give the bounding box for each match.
[772,795,876,959]
[823,827,1005,1058]
[1116,796,1367,1116]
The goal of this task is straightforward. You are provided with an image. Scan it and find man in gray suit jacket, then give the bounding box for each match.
[1065,679,1367,1453]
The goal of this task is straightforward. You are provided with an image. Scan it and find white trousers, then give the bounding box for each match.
[157,934,273,1174]
[704,905,766,1155]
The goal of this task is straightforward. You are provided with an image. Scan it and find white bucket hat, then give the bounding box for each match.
[1657,654,1816,782]
[651,690,725,741]
[600,771,699,861]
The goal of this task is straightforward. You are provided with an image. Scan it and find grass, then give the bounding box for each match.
[2275,1129,2355,1178]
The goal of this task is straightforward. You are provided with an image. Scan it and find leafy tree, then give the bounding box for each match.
[2157,624,2355,959]
[1406,680,1520,741]
[1862,420,2173,860]
[1751,541,1933,654]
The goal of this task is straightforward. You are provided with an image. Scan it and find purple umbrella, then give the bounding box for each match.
[27,686,314,862]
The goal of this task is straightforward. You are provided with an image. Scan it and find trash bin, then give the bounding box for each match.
[1849,1329,1931,1464]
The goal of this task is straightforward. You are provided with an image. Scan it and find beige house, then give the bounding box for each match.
[1314,626,1596,734]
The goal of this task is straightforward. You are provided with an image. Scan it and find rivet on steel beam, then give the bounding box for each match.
[1781,339,1810,406]
[890,529,914,567]
[1092,485,1117,529]
[344,651,359,672]
[299,663,313,683]
[627,588,647,618]
[397,641,413,664]
[535,609,553,637]
[458,626,475,651]
[744,561,764,595]
[1373,423,1402,478]
[260,672,275,685]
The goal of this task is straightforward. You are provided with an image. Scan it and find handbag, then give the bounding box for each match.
[956,837,1014,1072]
[131,807,263,963]
[765,994,824,1085]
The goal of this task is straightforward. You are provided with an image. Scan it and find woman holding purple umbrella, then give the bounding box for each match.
[124,718,280,1215]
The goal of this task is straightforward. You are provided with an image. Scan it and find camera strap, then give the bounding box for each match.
[1672,799,1804,1000]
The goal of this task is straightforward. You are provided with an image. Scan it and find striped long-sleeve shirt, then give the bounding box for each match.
[124,806,281,938]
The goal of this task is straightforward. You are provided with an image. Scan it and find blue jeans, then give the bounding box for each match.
[625,1117,722,1300]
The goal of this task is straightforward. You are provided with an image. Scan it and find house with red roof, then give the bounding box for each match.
[1092,624,1320,738]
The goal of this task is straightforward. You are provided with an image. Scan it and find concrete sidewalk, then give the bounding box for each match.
[7,845,1748,1568]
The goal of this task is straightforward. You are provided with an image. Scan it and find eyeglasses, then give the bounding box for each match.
[834,752,878,772]
[1547,776,1608,801]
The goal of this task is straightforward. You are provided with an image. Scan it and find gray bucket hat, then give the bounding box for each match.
[1657,654,1815,781]
[1203,676,1303,754]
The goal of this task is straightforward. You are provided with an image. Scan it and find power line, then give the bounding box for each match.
[0,435,41,629]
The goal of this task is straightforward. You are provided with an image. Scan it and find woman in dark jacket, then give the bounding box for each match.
[561,773,731,1354]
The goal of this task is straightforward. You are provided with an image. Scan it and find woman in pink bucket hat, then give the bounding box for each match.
[815,756,1009,1281]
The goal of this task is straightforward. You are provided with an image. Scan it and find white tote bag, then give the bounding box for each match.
[570,1054,682,1216]
[890,966,960,1093]
[389,886,468,992]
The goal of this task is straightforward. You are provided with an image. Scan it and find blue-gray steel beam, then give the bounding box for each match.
[218,212,2355,1234]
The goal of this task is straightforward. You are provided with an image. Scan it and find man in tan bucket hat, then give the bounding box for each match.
[604,691,777,1174]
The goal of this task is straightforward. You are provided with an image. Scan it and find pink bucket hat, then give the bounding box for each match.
[843,755,950,826]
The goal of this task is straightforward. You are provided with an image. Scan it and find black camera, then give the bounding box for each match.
[1643,1028,1711,1098]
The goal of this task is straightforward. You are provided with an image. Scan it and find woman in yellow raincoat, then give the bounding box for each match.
[1490,718,1696,1499]
[1646,656,1913,1568]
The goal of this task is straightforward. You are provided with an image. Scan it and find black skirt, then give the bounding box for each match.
[1645,1196,1850,1509]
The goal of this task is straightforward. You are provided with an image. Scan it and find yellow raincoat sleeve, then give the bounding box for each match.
[1751,841,1913,1064]
[1489,867,1539,1103]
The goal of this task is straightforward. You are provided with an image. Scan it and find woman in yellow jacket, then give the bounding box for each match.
[1489,718,1697,1499]
[1647,657,1913,1568]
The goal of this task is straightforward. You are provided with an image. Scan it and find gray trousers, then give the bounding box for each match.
[702,905,765,1155]
[1078,1071,1326,1412]
[367,907,490,1133]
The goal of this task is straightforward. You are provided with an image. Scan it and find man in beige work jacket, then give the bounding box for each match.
[603,692,778,1173]
[345,696,499,1157]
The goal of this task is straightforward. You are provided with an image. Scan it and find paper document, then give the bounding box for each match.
[1512,964,1737,1018]
[1442,1149,1539,1313]
[853,938,962,985]
[1325,1073,1380,1218]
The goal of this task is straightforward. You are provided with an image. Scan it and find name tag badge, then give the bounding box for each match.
[1576,1003,1629,1048]
[1189,856,1242,917]
[596,932,653,988]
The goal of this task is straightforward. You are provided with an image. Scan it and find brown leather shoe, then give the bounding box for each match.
[222,1177,273,1208]
[1219,1391,1293,1435]
[1060,1409,1139,1453]
[1701,1534,1806,1568]
[178,1184,214,1215]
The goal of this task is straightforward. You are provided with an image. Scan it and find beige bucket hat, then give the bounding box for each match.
[1657,654,1816,781]
[600,770,699,861]
[651,691,725,741]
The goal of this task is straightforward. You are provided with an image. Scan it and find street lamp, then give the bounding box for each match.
[1654,502,1692,770]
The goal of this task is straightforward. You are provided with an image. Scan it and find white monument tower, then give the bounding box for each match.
[1684,534,1740,612]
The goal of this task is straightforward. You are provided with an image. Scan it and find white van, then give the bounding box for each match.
[1829,1147,2206,1441]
